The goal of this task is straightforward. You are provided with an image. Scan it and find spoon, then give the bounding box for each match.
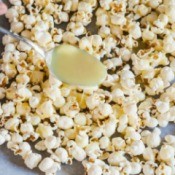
[0,26,107,87]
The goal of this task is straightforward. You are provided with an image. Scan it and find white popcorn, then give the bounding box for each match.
[99,136,110,149]
[155,100,169,114]
[11,21,24,33]
[142,29,155,41]
[148,0,162,8]
[35,141,46,151]
[163,35,175,53]
[108,166,120,175]
[5,118,20,131]
[99,0,112,10]
[2,102,15,117]
[17,41,31,52]
[111,14,126,26]
[93,103,113,120]
[18,142,32,157]
[86,94,101,110]
[112,137,126,150]
[29,96,40,108]
[108,151,126,166]
[96,13,109,26]
[75,131,89,148]
[74,113,87,126]
[165,4,175,23]
[130,162,142,175]
[2,63,17,78]
[91,127,103,139]
[98,26,111,38]
[143,147,156,161]
[55,148,69,163]
[0,130,9,141]
[16,102,31,115]
[16,74,30,85]
[117,115,128,133]
[69,145,86,161]
[20,122,34,134]
[165,135,175,145]
[126,140,145,156]
[143,162,156,175]
[159,145,175,162]
[39,157,60,174]
[103,118,117,137]
[57,116,74,130]
[148,77,164,94]
[0,135,6,145]
[5,8,19,22]
[44,136,60,150]
[44,86,61,101]
[125,127,141,141]
[11,133,23,143]
[67,22,86,36]
[146,128,161,148]
[34,31,52,46]
[155,164,172,175]
[87,165,103,175]
[98,103,113,117]
[129,23,142,39]
[36,101,55,119]
[62,31,79,45]
[36,124,53,139]
[9,0,22,5]
[24,153,42,169]
[78,2,93,13]
[160,67,174,82]
[57,11,69,23]
[4,43,16,52]
[21,15,36,28]
[2,0,175,174]
[17,87,32,100]
[85,142,101,158]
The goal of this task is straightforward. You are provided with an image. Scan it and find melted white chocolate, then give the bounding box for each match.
[47,44,107,87]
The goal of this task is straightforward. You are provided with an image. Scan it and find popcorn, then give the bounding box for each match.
[126,140,145,156]
[1,0,175,174]
[36,101,55,119]
[75,131,89,148]
[36,124,53,139]
[44,136,61,150]
[54,147,69,163]
[11,21,24,33]
[69,145,86,161]
[39,157,60,174]
[87,165,103,175]
[159,145,175,162]
[108,151,126,166]
[2,102,15,116]
[57,116,74,130]
[24,153,42,169]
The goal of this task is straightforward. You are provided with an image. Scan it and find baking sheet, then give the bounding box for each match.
[0,0,175,175]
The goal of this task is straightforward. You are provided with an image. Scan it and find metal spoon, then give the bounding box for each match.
[0,26,107,87]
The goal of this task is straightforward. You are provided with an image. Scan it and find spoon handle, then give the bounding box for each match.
[0,26,46,58]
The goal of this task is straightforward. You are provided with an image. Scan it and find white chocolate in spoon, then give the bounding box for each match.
[46,44,107,87]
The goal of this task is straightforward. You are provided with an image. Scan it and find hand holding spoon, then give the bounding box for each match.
[0,27,107,87]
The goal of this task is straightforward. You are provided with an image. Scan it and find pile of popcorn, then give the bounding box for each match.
[1,0,175,174]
